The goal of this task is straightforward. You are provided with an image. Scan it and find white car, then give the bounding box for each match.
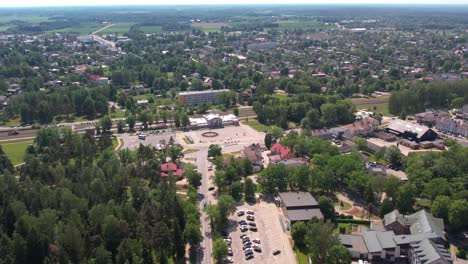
[253,238,261,244]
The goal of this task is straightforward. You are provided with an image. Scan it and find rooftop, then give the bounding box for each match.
[278,192,318,208]
[179,89,229,96]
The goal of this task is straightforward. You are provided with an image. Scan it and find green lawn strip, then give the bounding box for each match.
[240,118,269,132]
[140,26,163,33]
[0,139,34,165]
[295,247,309,264]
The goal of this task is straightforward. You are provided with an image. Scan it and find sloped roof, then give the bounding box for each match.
[387,119,432,139]
[278,192,318,208]
[408,210,445,239]
[286,208,323,222]
[411,238,452,263]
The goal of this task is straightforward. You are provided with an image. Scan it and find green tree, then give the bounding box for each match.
[305,221,339,264]
[327,244,352,264]
[212,238,228,264]
[208,144,222,159]
[395,183,416,214]
[318,196,336,220]
[431,195,451,220]
[291,221,307,250]
[264,133,273,149]
[186,167,202,188]
[126,115,136,131]
[100,116,112,133]
[230,182,243,202]
[448,199,468,231]
[244,178,256,203]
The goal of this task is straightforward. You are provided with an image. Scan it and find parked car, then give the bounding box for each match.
[247,215,255,221]
[245,254,254,260]
[237,210,245,217]
[245,248,253,254]
[240,234,247,239]
[247,210,254,215]
[253,238,261,244]
[239,220,247,225]
[253,245,262,252]
[248,222,256,227]
[273,250,281,255]
[243,244,252,250]
[249,227,257,232]
[208,186,215,191]
[240,227,248,232]
[224,257,234,263]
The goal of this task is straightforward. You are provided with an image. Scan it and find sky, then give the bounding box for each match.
[1,0,468,7]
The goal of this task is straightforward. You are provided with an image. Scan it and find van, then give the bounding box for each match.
[358,260,364,264]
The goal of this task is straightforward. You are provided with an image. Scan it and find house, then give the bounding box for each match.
[362,230,400,261]
[339,234,369,260]
[415,112,436,127]
[340,117,379,137]
[435,118,457,135]
[277,192,323,230]
[88,75,109,85]
[387,119,438,142]
[384,210,445,240]
[160,162,184,178]
[243,143,263,172]
[310,129,333,140]
[269,143,295,163]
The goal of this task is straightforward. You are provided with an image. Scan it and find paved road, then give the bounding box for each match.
[92,23,115,35]
[192,146,214,264]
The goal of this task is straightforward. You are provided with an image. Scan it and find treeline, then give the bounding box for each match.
[389,80,468,116]
[8,86,117,124]
[405,140,468,231]
[0,127,201,263]
[254,93,355,129]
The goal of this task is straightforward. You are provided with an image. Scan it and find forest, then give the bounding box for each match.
[0,127,201,263]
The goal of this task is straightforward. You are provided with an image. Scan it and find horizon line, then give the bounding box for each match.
[1,3,468,8]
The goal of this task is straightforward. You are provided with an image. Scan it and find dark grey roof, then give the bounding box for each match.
[411,238,452,263]
[362,231,396,253]
[393,233,439,245]
[408,210,445,239]
[286,208,323,222]
[278,192,318,208]
[339,234,369,254]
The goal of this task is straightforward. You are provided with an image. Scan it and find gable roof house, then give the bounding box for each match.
[243,143,264,172]
[269,143,296,164]
[277,192,323,230]
[160,162,185,179]
[340,117,379,137]
[384,210,445,240]
[387,119,438,142]
[409,238,452,264]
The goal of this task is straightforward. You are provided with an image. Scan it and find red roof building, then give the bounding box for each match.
[160,162,185,178]
[270,143,295,160]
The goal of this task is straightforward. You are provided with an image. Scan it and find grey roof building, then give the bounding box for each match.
[409,238,452,264]
[277,192,323,229]
[386,119,438,142]
[384,210,445,240]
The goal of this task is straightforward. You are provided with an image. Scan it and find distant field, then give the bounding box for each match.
[99,23,135,34]
[47,23,102,34]
[277,20,337,30]
[191,22,228,32]
[0,139,33,165]
[0,26,12,32]
[140,26,163,33]
[0,16,51,24]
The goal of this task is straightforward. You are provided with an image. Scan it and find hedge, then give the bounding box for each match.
[335,219,371,225]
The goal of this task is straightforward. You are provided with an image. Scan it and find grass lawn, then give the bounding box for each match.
[183,149,199,155]
[0,118,22,127]
[357,102,393,117]
[415,199,431,210]
[109,108,126,119]
[295,247,309,264]
[241,118,269,132]
[337,223,352,233]
[0,139,33,165]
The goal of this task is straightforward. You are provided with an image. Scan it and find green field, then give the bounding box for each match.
[99,23,135,34]
[295,248,309,264]
[277,20,337,30]
[47,23,102,34]
[0,139,33,165]
[140,26,163,33]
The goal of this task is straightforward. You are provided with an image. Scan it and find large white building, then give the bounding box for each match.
[178,89,230,105]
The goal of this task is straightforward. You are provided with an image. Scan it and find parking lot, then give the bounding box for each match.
[225,201,296,264]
